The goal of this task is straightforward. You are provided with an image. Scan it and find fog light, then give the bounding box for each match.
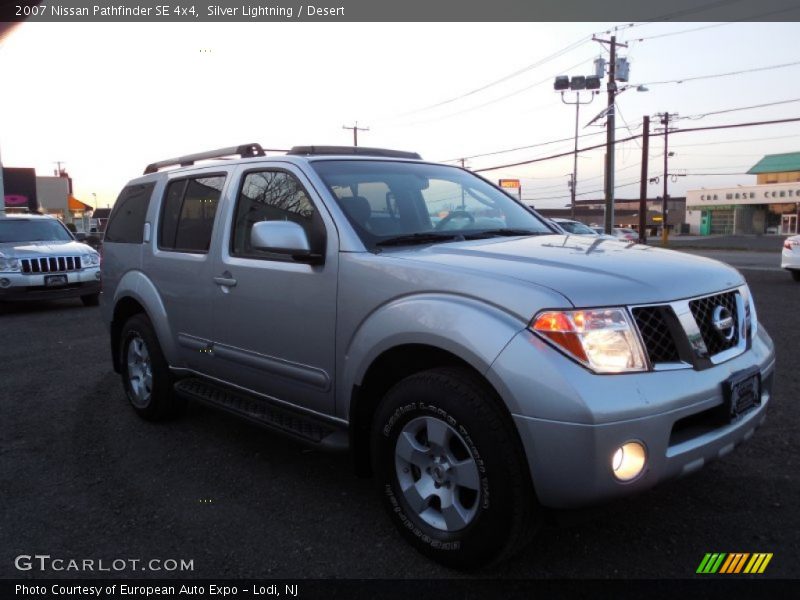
[0,278,10,288]
[612,441,646,481]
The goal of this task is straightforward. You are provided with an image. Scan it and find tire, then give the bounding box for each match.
[372,367,539,570]
[119,313,184,420]
[791,270,800,282]
[81,293,100,307]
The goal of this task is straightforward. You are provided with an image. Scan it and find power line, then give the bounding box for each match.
[532,180,642,202]
[641,59,800,87]
[629,5,800,42]
[681,97,800,120]
[475,116,800,173]
[382,36,591,120]
[389,56,594,128]
[671,132,800,148]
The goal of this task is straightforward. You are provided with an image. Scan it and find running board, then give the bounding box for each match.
[174,378,348,451]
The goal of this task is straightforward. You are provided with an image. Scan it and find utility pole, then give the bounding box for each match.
[342,121,369,147]
[560,91,595,220]
[54,160,66,176]
[655,112,679,246]
[638,115,650,245]
[592,34,627,234]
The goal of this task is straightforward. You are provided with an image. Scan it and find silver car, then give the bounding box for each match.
[101,144,775,569]
[0,213,102,306]
[781,235,800,281]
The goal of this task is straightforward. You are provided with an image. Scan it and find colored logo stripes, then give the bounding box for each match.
[697,553,773,574]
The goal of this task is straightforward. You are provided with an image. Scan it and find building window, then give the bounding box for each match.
[726,193,733,200]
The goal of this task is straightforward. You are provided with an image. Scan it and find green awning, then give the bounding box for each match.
[747,152,800,175]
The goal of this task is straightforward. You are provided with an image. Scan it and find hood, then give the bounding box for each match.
[388,234,744,307]
[0,240,95,258]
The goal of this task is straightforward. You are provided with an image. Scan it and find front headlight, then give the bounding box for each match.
[531,308,647,373]
[0,257,21,272]
[82,253,100,267]
[741,284,758,338]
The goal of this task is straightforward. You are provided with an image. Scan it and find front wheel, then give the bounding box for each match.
[372,367,539,569]
[791,270,800,282]
[119,313,184,420]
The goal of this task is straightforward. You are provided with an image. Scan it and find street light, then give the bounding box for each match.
[554,74,599,220]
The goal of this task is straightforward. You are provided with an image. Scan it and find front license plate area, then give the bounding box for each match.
[723,368,761,421]
[44,274,68,287]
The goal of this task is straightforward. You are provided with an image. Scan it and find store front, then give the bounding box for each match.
[686,184,800,235]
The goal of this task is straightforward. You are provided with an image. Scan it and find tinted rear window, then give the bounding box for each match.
[104,183,155,243]
[159,176,225,253]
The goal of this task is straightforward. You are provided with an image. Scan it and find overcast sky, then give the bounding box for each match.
[1,21,799,209]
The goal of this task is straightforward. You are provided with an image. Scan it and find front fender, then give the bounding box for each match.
[113,270,178,366]
[336,293,526,419]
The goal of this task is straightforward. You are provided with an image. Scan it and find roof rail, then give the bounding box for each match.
[288,146,422,160]
[143,143,267,174]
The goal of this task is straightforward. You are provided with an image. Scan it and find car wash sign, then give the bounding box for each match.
[3,167,39,212]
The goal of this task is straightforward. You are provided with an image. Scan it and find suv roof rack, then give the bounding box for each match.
[143,143,267,174]
[288,146,422,160]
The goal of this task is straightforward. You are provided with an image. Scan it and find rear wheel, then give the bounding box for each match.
[119,313,184,420]
[791,270,800,282]
[372,367,539,570]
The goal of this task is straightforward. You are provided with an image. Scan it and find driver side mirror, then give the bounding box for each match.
[250,221,323,265]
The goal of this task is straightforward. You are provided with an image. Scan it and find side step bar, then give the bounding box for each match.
[174,378,348,451]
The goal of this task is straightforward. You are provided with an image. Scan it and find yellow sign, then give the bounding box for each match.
[498,179,521,189]
[652,216,663,222]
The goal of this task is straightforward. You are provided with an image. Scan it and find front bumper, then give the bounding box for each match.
[0,268,101,302]
[488,325,775,508]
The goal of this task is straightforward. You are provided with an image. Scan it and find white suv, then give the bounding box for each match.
[0,212,101,306]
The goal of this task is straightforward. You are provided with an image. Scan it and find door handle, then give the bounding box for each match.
[213,276,237,287]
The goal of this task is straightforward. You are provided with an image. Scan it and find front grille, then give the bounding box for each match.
[632,306,681,364]
[20,256,83,274]
[689,291,738,356]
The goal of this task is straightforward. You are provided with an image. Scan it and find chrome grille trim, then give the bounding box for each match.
[629,285,750,371]
[20,256,83,274]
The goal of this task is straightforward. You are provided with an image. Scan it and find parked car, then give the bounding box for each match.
[612,227,640,242]
[781,235,800,281]
[102,143,774,569]
[553,218,615,239]
[0,212,102,306]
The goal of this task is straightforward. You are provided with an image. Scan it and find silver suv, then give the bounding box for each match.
[101,144,775,569]
[0,212,101,306]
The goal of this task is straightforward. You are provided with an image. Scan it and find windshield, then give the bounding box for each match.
[310,160,553,248]
[0,219,73,243]
[558,220,597,235]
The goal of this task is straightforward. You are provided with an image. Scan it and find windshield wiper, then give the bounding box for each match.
[375,232,464,248]
[462,228,552,240]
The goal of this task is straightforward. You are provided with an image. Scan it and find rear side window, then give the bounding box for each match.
[159,175,225,253]
[104,183,155,243]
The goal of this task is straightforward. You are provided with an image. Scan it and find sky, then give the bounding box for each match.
[1,21,800,209]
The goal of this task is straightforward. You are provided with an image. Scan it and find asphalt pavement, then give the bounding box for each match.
[1,253,798,579]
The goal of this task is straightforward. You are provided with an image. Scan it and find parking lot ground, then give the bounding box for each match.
[1,265,798,579]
